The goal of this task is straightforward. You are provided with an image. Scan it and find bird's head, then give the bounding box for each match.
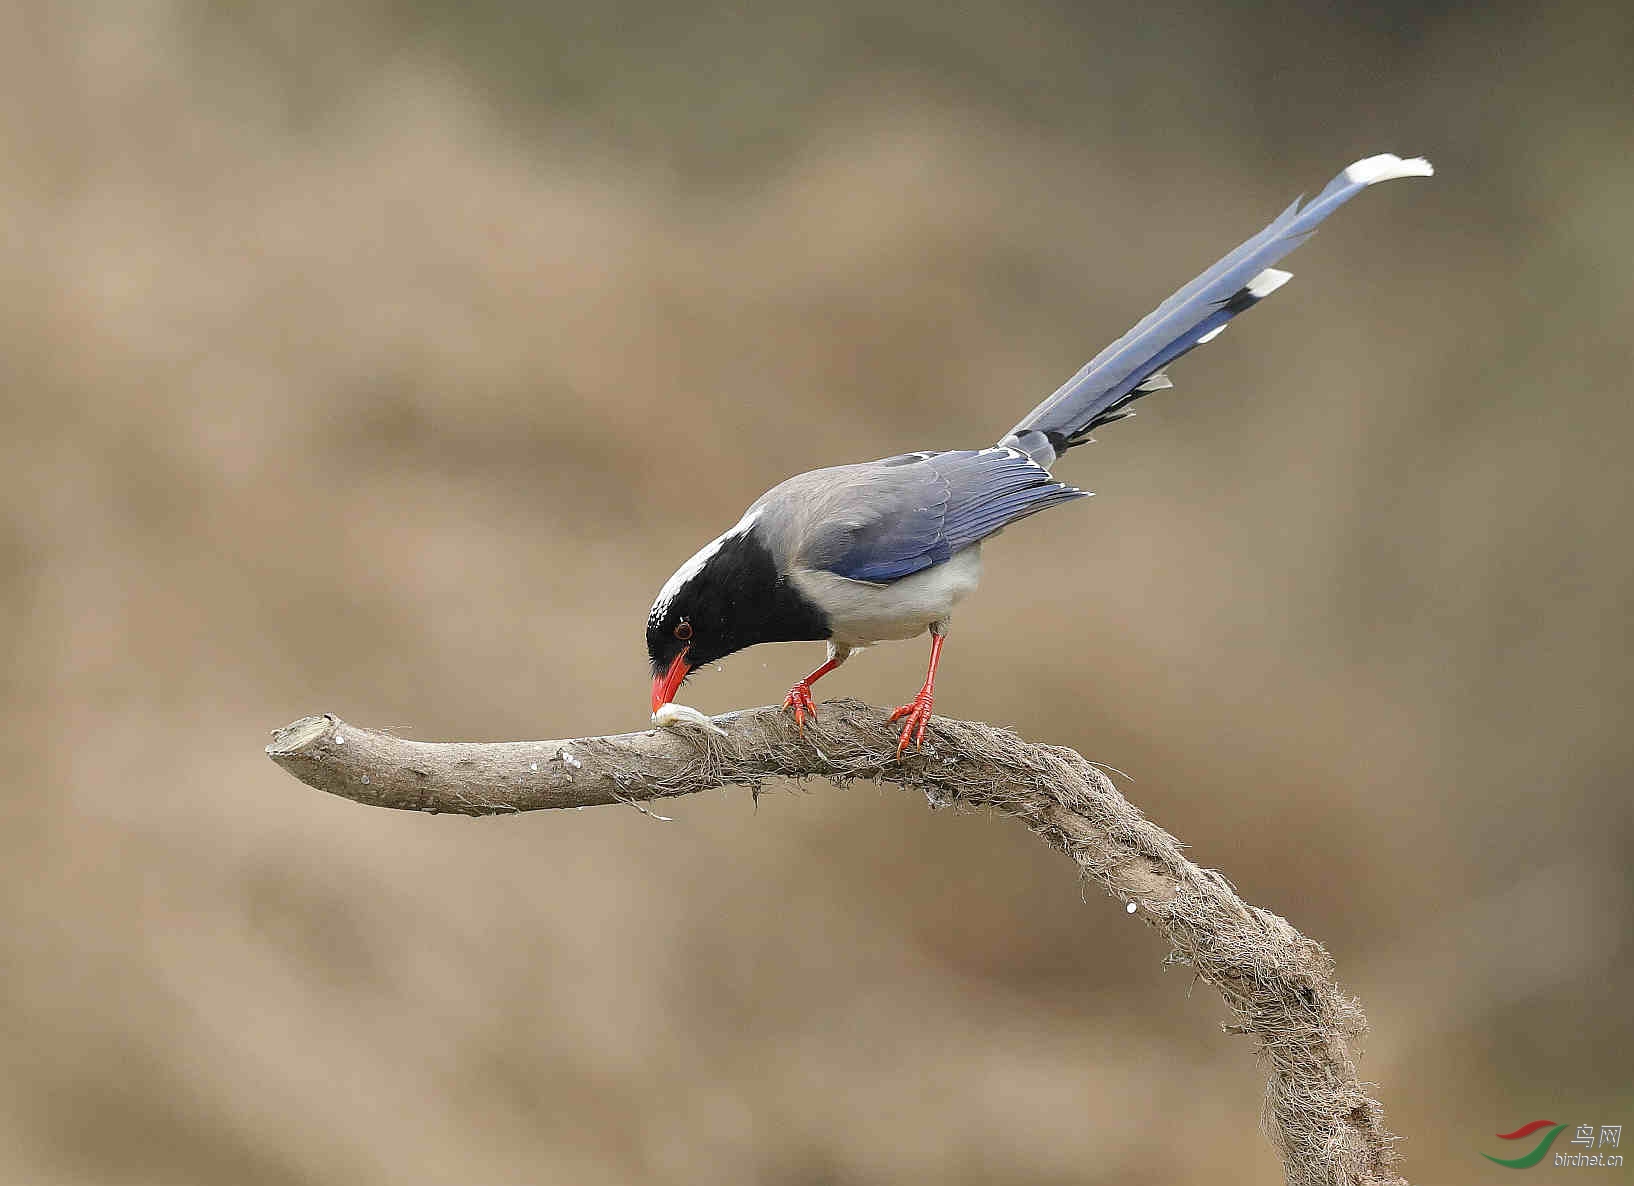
[646,513,830,712]
[646,571,739,712]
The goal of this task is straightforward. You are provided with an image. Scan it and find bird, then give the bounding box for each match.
[647,153,1433,754]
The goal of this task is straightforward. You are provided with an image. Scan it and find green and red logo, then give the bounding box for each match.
[1483,1121,1567,1168]
[1484,1120,1624,1169]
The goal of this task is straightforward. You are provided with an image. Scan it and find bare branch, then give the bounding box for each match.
[266,698,1405,1186]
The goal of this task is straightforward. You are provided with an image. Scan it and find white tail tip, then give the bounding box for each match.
[1344,153,1435,185]
[1247,267,1293,298]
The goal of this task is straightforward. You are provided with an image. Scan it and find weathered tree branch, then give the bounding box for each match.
[266,699,1404,1186]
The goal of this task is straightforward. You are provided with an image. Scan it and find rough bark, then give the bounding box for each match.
[267,699,1405,1186]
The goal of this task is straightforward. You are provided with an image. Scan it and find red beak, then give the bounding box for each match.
[651,649,692,712]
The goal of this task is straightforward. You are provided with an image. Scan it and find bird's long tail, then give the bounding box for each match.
[1001,153,1433,468]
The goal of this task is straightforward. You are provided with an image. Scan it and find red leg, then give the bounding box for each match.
[889,632,945,756]
[783,654,843,732]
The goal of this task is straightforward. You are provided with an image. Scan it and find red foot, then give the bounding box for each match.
[783,681,818,732]
[889,689,935,755]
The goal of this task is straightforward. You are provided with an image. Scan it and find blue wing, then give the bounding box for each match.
[809,448,1086,583]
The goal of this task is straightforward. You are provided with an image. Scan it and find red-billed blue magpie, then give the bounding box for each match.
[648,154,1433,752]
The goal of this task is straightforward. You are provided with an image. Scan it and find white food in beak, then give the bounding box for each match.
[652,702,728,736]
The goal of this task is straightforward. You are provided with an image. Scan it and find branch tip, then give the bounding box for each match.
[267,714,334,756]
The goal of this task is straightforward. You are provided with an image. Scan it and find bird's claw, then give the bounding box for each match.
[782,681,818,733]
[889,690,935,756]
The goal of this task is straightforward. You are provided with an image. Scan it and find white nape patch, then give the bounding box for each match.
[1247,267,1293,298]
[652,702,728,735]
[648,506,765,626]
[1343,153,1435,185]
[1196,324,1227,344]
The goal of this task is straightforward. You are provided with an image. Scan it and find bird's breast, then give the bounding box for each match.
[789,544,983,647]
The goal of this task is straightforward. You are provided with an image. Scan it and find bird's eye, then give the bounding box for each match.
[674,620,693,641]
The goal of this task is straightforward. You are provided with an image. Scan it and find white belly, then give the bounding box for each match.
[791,544,983,647]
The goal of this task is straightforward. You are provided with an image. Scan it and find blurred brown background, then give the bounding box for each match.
[3,1,1630,1182]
